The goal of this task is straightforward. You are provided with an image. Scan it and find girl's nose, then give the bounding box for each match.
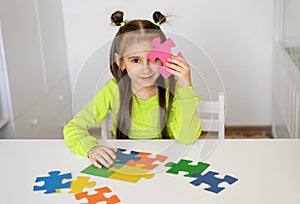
[144,58,151,66]
[142,59,152,73]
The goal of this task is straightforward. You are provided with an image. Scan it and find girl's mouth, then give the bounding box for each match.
[140,75,154,80]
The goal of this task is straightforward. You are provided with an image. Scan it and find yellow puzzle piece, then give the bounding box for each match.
[68,176,96,194]
[109,164,154,182]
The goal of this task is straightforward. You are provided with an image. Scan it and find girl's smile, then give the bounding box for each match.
[139,74,155,80]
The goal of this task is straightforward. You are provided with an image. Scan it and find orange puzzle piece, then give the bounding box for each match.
[126,152,168,170]
[74,186,120,204]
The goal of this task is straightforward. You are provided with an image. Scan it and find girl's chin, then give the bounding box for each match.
[137,80,157,88]
[140,82,155,87]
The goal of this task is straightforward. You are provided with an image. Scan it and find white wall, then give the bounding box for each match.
[0,21,12,129]
[0,0,72,139]
[61,0,274,126]
[284,0,300,40]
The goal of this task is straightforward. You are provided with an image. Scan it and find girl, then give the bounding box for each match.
[63,11,201,168]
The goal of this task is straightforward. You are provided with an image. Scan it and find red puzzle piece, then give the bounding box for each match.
[74,186,120,204]
[148,37,183,78]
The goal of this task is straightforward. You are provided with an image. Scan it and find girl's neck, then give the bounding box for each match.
[133,85,158,100]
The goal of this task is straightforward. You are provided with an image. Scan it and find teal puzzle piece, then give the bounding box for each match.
[190,171,238,194]
[114,148,141,165]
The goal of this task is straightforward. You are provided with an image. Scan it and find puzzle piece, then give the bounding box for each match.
[81,163,123,178]
[109,163,154,182]
[165,159,210,177]
[189,171,238,194]
[33,170,72,194]
[114,148,141,165]
[81,149,161,182]
[109,163,150,175]
[108,170,154,183]
[68,176,96,194]
[126,152,168,170]
[150,37,176,53]
[148,37,183,78]
[75,186,120,204]
[81,163,154,183]
[158,52,183,78]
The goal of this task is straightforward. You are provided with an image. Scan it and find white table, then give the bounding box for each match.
[0,139,300,204]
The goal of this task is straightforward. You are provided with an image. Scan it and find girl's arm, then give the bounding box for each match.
[167,85,201,144]
[63,80,117,157]
[165,56,201,144]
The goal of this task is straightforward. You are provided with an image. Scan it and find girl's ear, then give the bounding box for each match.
[114,53,121,67]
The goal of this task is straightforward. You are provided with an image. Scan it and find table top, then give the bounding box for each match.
[1,139,300,204]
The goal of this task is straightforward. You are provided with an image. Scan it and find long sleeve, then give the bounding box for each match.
[63,80,117,157]
[167,86,202,144]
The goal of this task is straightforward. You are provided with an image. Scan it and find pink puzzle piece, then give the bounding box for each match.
[148,37,183,78]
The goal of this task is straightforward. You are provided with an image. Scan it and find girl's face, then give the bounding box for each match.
[116,41,162,90]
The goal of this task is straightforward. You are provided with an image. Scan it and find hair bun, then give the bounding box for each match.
[111,11,124,26]
[152,11,166,24]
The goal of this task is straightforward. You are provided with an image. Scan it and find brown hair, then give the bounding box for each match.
[109,11,175,139]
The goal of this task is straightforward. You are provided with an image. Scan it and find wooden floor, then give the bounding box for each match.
[225,132,272,139]
[200,126,273,139]
[225,126,272,139]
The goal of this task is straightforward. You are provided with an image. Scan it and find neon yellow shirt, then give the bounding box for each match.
[63,79,201,157]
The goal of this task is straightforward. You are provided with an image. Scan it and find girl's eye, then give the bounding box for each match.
[132,59,140,63]
[154,58,162,65]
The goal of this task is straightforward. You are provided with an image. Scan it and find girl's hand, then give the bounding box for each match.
[88,145,117,168]
[166,56,192,87]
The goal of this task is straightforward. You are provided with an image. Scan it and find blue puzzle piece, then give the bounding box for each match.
[33,170,72,194]
[190,171,238,194]
[114,148,141,165]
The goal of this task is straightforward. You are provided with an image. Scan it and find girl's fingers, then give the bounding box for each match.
[166,67,179,76]
[101,151,115,166]
[95,152,112,168]
[101,146,117,160]
[90,157,102,168]
[166,68,190,86]
[94,160,103,168]
[167,56,189,69]
[165,62,182,72]
[88,146,117,168]
[166,56,192,87]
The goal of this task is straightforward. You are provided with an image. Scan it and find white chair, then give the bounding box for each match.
[100,110,114,139]
[197,92,225,139]
[101,92,225,140]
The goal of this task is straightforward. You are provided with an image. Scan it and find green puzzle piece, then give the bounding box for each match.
[165,159,210,177]
[81,163,123,178]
